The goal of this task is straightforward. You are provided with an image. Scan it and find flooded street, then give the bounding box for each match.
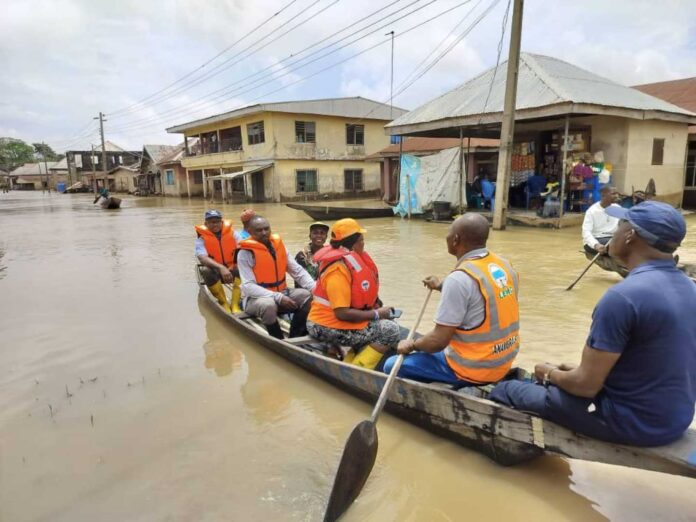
[1,191,695,521]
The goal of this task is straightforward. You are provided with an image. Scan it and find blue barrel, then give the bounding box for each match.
[56,182,66,193]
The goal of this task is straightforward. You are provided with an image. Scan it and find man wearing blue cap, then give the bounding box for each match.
[491,201,696,447]
[195,210,243,313]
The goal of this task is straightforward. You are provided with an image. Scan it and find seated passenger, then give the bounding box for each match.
[195,210,242,313]
[239,208,256,240]
[384,214,520,385]
[295,222,329,281]
[582,186,627,275]
[307,218,400,370]
[491,202,696,447]
[237,216,315,339]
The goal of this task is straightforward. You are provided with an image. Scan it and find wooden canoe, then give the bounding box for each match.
[198,277,696,478]
[100,196,121,209]
[286,203,394,220]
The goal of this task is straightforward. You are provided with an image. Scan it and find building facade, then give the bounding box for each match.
[166,97,407,202]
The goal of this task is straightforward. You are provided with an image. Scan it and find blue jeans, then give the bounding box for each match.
[383,351,469,385]
[490,381,635,445]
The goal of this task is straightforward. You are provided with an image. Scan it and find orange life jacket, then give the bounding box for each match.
[444,252,520,384]
[310,246,380,329]
[195,220,237,268]
[238,234,288,292]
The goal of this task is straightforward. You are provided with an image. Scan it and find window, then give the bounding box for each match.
[231,177,245,193]
[200,131,219,154]
[166,170,175,185]
[651,138,665,165]
[295,121,316,143]
[220,126,242,151]
[346,124,364,145]
[686,145,696,188]
[344,169,363,192]
[247,121,265,145]
[296,169,318,193]
[390,135,401,145]
[192,170,203,184]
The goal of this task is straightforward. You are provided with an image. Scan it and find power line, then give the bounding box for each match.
[478,0,511,121]
[107,0,418,131]
[109,0,330,119]
[108,0,301,116]
[107,0,439,134]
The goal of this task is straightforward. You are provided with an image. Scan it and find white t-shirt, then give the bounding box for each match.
[582,202,620,249]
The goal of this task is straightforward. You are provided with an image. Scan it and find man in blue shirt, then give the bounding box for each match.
[491,201,696,446]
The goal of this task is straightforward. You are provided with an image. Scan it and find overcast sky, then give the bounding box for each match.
[1,0,695,152]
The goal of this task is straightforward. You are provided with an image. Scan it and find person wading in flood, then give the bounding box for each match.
[237,215,315,340]
[195,210,242,313]
[492,201,696,447]
[383,213,520,384]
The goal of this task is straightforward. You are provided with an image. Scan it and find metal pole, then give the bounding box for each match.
[458,128,464,212]
[398,136,403,204]
[492,0,524,230]
[558,114,570,225]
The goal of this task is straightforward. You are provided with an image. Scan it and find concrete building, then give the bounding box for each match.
[10,162,59,190]
[156,141,203,197]
[135,144,180,195]
[65,141,140,191]
[634,77,696,208]
[387,53,696,210]
[166,97,407,202]
[109,165,139,193]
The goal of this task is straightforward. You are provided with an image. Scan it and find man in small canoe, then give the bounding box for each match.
[307,218,400,370]
[582,185,627,276]
[195,210,242,313]
[491,202,696,447]
[384,213,521,385]
[237,215,315,340]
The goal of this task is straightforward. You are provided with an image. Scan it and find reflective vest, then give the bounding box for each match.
[444,252,520,384]
[195,220,237,268]
[238,234,288,292]
[310,246,380,328]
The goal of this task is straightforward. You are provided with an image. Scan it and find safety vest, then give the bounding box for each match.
[195,220,237,268]
[310,246,380,328]
[238,234,288,292]
[444,252,520,384]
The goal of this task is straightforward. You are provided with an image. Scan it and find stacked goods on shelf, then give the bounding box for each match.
[510,141,536,186]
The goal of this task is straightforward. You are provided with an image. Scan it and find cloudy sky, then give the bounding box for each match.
[1,0,695,152]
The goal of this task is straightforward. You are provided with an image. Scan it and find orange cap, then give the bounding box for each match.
[330,218,366,241]
[240,208,256,224]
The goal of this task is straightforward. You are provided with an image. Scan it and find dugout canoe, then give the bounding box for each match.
[197,276,696,478]
[99,196,122,209]
[286,203,394,220]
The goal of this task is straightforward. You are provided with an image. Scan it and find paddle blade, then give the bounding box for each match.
[323,420,378,522]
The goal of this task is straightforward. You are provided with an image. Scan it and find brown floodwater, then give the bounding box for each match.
[1,191,694,521]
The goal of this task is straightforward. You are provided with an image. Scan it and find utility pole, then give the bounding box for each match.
[386,30,395,120]
[94,112,107,192]
[492,0,524,230]
[91,144,97,195]
[42,142,50,193]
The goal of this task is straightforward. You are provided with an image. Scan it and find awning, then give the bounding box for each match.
[206,163,273,180]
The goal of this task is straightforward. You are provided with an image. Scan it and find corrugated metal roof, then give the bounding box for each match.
[167,97,407,133]
[206,163,273,180]
[49,157,68,170]
[11,162,58,176]
[143,144,179,163]
[387,53,696,135]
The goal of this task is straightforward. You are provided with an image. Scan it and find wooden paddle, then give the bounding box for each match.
[323,289,433,522]
[566,240,613,291]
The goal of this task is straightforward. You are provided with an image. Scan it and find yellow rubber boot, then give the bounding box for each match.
[231,277,242,313]
[209,281,232,313]
[351,345,383,370]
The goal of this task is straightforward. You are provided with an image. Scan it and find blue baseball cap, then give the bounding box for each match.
[605,201,686,253]
[204,209,223,220]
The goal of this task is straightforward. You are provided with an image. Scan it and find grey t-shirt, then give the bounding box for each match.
[434,249,487,330]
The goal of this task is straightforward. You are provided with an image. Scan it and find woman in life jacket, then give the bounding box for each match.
[306,218,400,370]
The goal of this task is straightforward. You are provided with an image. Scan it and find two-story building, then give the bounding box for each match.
[65,141,141,191]
[166,97,407,202]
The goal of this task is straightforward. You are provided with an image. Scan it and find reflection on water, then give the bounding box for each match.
[0,192,694,521]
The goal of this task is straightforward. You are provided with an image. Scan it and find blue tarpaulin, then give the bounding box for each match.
[393,154,423,217]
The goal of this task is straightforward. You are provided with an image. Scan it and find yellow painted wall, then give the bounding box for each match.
[626,119,688,206]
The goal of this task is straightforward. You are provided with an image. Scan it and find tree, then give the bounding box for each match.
[33,142,64,162]
[0,138,35,171]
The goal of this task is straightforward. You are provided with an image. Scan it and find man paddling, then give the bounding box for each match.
[383,213,520,385]
[237,215,315,339]
[582,185,627,275]
[492,201,696,446]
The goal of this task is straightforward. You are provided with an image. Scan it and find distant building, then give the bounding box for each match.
[634,77,696,208]
[156,140,202,197]
[135,144,180,195]
[65,141,140,191]
[10,162,58,190]
[166,97,407,202]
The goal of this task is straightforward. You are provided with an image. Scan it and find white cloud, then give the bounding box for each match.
[0,0,694,151]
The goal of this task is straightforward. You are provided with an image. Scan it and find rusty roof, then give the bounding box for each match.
[633,77,696,133]
[368,137,499,159]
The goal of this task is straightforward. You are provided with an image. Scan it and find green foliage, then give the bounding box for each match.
[0,137,35,171]
[32,142,63,162]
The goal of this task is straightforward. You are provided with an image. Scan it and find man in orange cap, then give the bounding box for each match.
[307,218,399,369]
